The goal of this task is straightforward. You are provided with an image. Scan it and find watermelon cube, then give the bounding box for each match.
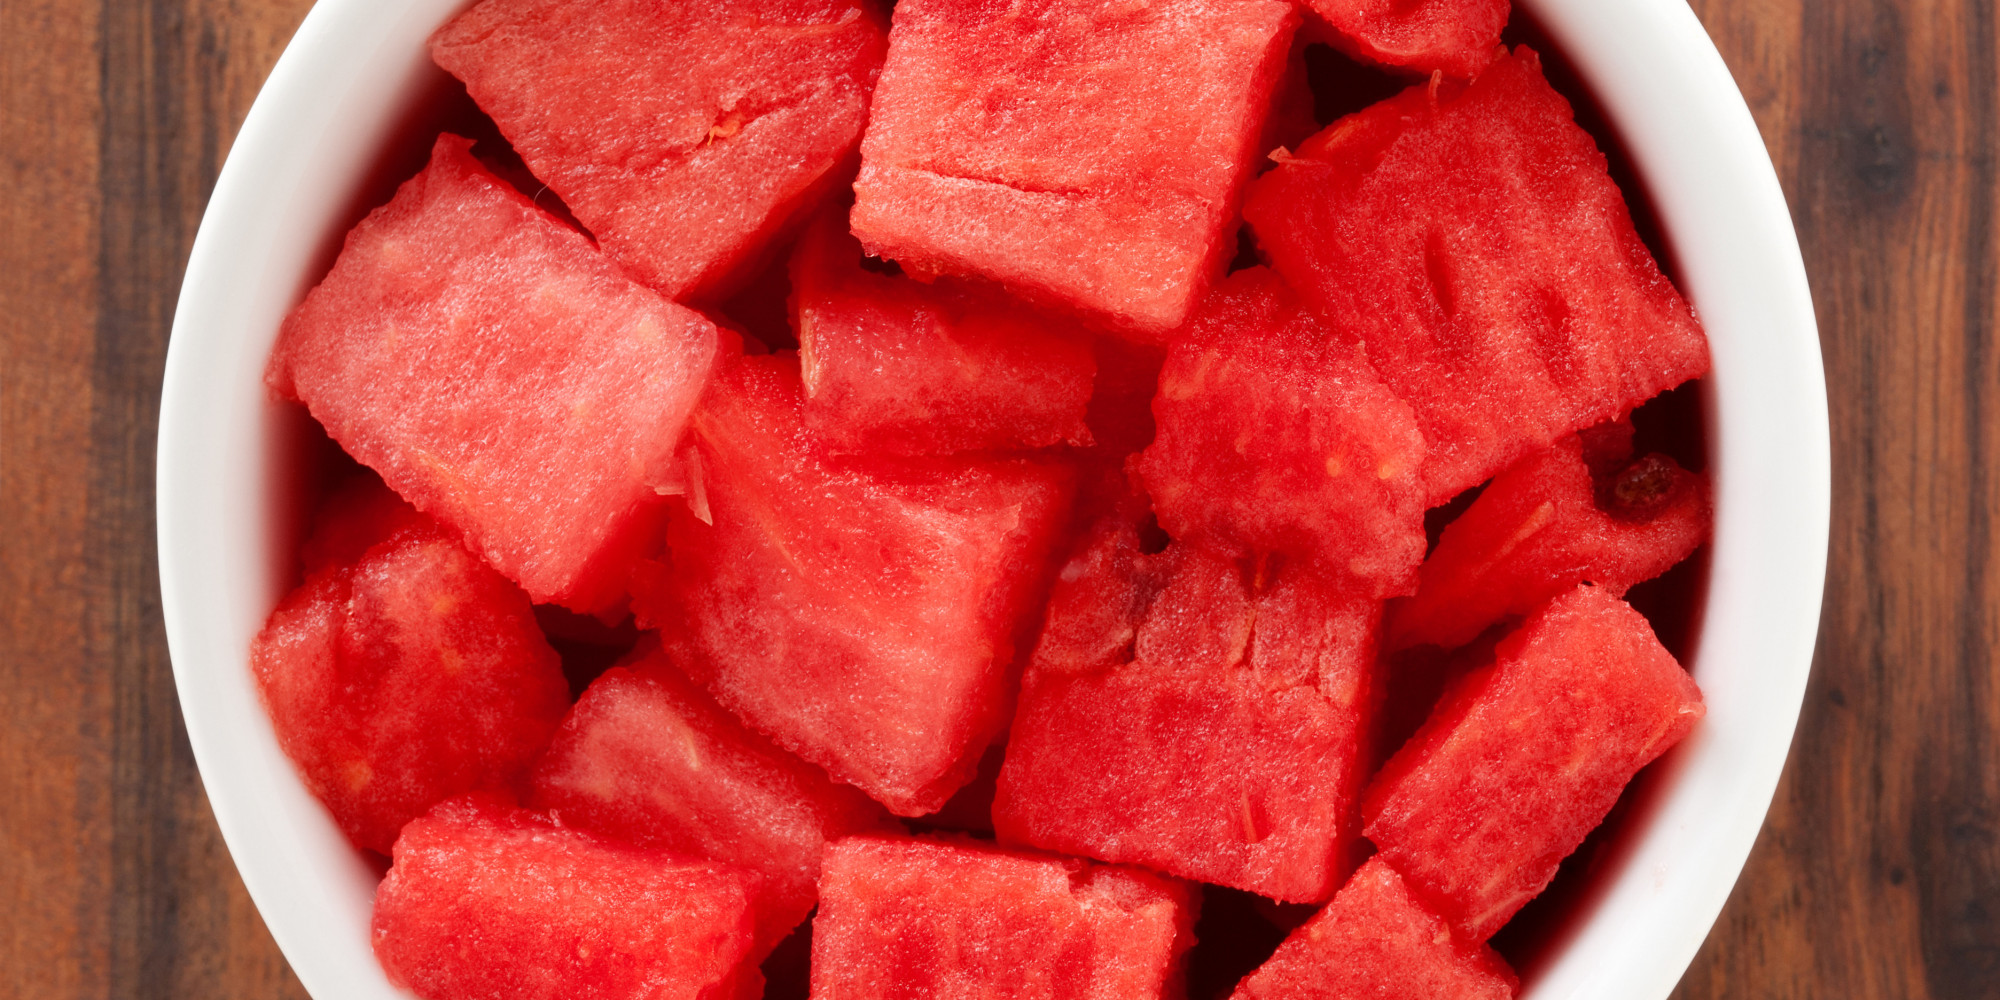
[791,210,1097,456]
[1134,267,1427,597]
[633,354,1074,816]
[1085,334,1168,461]
[1231,857,1517,1000]
[1243,48,1709,505]
[530,644,887,945]
[850,0,1300,335]
[296,470,429,577]
[1389,429,1710,651]
[1301,0,1510,79]
[1363,584,1705,940]
[372,795,764,1000]
[430,0,887,302]
[810,834,1197,1000]
[269,135,718,615]
[995,520,1379,903]
[251,494,569,855]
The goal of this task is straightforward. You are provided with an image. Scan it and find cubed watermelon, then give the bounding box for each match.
[851,0,1300,335]
[251,496,568,855]
[1259,36,1323,160]
[633,354,1074,816]
[1244,48,1708,505]
[1231,856,1517,1000]
[430,0,887,302]
[1135,267,1427,597]
[1363,584,1705,940]
[269,135,718,615]
[1083,337,1167,460]
[372,795,764,1000]
[296,470,429,577]
[1389,429,1710,651]
[1301,0,1509,79]
[530,644,887,945]
[810,834,1197,1000]
[792,210,1096,456]
[995,520,1378,902]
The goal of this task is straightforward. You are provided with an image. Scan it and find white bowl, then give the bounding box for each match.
[157,1,1828,997]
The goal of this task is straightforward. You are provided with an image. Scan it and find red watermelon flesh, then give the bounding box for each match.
[269,135,719,616]
[529,646,887,946]
[297,470,430,578]
[1363,584,1705,941]
[810,834,1197,1000]
[1231,856,1518,1000]
[430,0,887,302]
[995,520,1379,903]
[250,514,569,855]
[1260,36,1323,161]
[792,210,1097,456]
[1243,48,1709,505]
[1301,0,1510,80]
[633,354,1075,816]
[1135,267,1427,597]
[1389,430,1710,651]
[372,795,764,1000]
[851,0,1300,336]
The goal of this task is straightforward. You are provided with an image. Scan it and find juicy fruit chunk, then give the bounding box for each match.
[851,0,1300,335]
[1231,857,1517,1000]
[297,470,429,576]
[1135,267,1427,597]
[792,211,1096,455]
[1245,48,1708,504]
[1390,430,1710,651]
[1363,584,1705,940]
[634,355,1074,816]
[810,834,1197,1000]
[996,520,1379,902]
[530,646,887,944]
[372,796,764,1000]
[1302,0,1510,79]
[430,0,887,302]
[250,488,568,854]
[269,135,719,614]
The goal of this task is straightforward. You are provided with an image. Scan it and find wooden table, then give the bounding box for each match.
[0,1,1981,996]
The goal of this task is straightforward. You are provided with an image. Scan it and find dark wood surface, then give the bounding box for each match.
[0,1,1984,997]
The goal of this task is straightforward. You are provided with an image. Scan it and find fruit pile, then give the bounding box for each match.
[253,0,1713,997]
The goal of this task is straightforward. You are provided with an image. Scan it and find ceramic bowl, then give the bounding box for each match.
[157,1,1828,996]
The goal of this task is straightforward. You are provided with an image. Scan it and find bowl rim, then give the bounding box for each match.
[157,1,1828,997]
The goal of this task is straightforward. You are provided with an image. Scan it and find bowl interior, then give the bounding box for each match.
[158,1,1828,997]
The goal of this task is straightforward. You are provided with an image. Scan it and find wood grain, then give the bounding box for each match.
[0,0,1992,996]
[1673,1,2000,996]
[1,2,312,998]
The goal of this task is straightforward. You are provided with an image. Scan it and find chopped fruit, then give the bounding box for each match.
[430,0,887,301]
[634,355,1074,816]
[269,135,718,615]
[1363,584,1705,941]
[1390,430,1710,651]
[530,645,887,946]
[1135,267,1427,597]
[851,0,1300,335]
[251,493,569,855]
[1245,48,1708,505]
[810,834,1197,1000]
[1231,857,1518,1000]
[996,519,1379,903]
[372,796,765,1000]
[1301,0,1510,79]
[296,470,429,576]
[791,210,1096,455]
[1260,36,1325,160]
